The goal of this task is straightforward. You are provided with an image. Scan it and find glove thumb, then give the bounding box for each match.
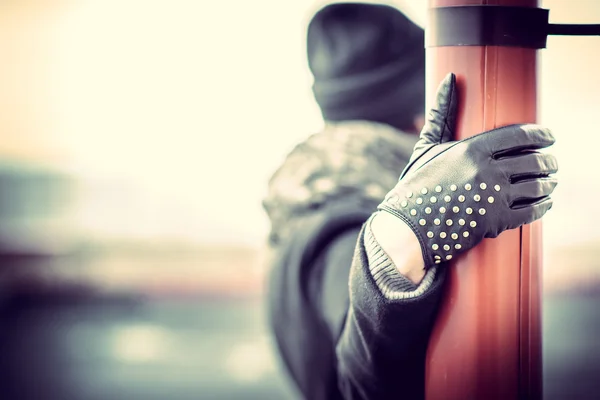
[399,73,458,180]
[418,72,458,145]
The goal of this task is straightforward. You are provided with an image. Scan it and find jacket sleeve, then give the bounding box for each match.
[267,205,446,400]
[335,213,447,399]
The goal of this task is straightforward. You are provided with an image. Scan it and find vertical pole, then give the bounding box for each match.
[424,1,542,399]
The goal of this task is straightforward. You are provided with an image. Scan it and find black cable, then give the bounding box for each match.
[548,24,600,36]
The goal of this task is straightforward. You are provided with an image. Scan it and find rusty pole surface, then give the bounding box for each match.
[424,1,542,399]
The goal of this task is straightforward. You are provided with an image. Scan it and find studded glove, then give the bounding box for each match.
[378,73,558,267]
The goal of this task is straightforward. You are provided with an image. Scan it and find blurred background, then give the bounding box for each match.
[0,0,599,399]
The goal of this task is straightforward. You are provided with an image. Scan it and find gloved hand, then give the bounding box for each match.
[378,73,558,268]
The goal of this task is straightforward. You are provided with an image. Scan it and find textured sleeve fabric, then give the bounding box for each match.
[267,203,447,400]
[336,223,447,399]
[363,212,439,300]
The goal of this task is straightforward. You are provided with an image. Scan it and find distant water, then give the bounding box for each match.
[0,293,598,400]
[543,293,600,400]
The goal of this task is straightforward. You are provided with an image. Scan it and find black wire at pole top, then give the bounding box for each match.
[548,24,600,36]
[428,7,600,48]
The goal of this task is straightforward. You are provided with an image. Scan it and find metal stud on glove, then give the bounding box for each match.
[378,74,558,268]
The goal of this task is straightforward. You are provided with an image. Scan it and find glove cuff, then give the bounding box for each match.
[377,183,487,267]
[377,204,437,269]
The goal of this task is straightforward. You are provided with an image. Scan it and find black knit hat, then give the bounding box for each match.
[307,3,425,131]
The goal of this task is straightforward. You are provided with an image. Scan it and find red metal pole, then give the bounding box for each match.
[424,1,542,399]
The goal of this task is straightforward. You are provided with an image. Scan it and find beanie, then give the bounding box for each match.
[307,3,425,131]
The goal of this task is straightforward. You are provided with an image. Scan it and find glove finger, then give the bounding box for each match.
[402,73,458,178]
[509,196,553,228]
[497,151,558,182]
[509,178,558,208]
[479,124,555,156]
[418,72,458,146]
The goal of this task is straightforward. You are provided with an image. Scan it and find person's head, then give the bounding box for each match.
[307,2,425,134]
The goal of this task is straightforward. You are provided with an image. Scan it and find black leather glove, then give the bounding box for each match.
[378,73,558,268]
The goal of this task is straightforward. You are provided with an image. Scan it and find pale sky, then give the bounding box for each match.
[1,0,600,248]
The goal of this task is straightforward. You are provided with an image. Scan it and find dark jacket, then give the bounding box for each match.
[267,200,447,399]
